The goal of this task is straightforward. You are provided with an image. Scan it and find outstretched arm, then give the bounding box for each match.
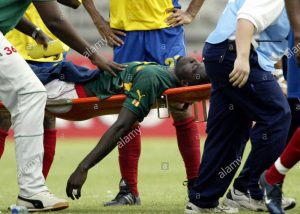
[165,0,205,27]
[33,1,125,76]
[66,107,138,200]
[285,0,300,66]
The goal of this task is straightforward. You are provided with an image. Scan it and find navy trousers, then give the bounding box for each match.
[189,41,291,208]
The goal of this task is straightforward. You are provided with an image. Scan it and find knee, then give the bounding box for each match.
[44,114,56,129]
[0,112,12,132]
[279,106,291,126]
[170,103,193,121]
[272,101,291,127]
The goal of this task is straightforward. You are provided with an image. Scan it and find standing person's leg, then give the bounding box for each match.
[104,31,145,206]
[187,43,252,210]
[265,127,300,185]
[287,98,300,141]
[43,114,57,179]
[221,57,291,210]
[0,112,11,159]
[27,58,66,179]
[187,42,290,212]
[188,89,251,208]
[0,34,68,210]
[146,26,201,186]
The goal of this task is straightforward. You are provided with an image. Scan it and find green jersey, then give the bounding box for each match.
[84,62,180,122]
[0,0,51,35]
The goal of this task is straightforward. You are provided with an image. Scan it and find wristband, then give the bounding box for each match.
[32,28,41,40]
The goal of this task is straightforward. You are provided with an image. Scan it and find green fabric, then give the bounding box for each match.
[84,62,179,122]
[0,0,51,35]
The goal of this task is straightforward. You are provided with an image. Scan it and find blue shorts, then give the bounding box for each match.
[113,26,186,67]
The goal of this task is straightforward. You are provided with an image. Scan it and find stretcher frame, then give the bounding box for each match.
[0,84,211,122]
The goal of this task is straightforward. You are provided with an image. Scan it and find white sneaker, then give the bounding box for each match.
[282,195,296,211]
[17,191,69,212]
[223,188,265,211]
[185,202,239,213]
[223,188,296,212]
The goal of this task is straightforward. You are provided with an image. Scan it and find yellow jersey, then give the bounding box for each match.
[110,0,181,31]
[5,3,72,62]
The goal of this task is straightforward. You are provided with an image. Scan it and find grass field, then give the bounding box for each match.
[0,137,299,214]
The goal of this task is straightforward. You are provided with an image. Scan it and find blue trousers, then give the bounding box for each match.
[189,41,291,208]
[113,26,186,65]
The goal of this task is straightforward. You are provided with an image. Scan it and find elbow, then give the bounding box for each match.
[44,16,66,33]
[71,0,81,9]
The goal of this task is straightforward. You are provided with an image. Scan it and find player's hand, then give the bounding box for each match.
[165,8,194,27]
[35,30,52,49]
[89,53,126,77]
[95,17,126,47]
[229,56,250,88]
[66,166,88,200]
[294,32,300,67]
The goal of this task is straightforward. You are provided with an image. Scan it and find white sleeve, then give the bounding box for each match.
[237,0,284,33]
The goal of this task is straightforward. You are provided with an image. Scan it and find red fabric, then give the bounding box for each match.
[0,129,8,159]
[174,117,200,180]
[266,164,286,185]
[43,129,57,178]
[281,127,300,169]
[118,125,141,197]
[75,84,88,98]
[266,127,300,185]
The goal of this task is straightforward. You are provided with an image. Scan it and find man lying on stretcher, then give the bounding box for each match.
[32,57,209,117]
[31,56,209,199]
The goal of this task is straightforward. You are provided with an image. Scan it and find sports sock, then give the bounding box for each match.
[118,125,141,197]
[43,129,57,178]
[266,127,300,185]
[75,84,88,98]
[0,129,8,159]
[174,117,200,180]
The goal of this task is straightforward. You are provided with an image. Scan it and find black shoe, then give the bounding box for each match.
[183,178,197,190]
[104,178,141,207]
[183,178,197,196]
[259,171,284,214]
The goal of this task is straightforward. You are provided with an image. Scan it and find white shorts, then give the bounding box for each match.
[45,79,79,113]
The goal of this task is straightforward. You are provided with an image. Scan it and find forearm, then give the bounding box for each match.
[285,0,300,36]
[15,17,38,38]
[82,0,105,25]
[44,19,91,56]
[33,1,95,58]
[78,108,138,171]
[186,0,205,18]
[235,19,255,59]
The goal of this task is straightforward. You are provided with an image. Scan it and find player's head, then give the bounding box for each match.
[174,56,209,86]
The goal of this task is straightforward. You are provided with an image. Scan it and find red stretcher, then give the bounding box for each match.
[0,84,211,121]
